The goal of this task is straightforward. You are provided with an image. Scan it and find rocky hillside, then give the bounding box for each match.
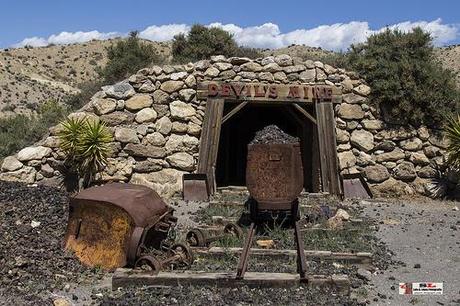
[0,41,458,118]
[436,44,460,86]
[0,39,170,117]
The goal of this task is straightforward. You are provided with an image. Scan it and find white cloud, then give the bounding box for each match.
[11,19,459,50]
[139,24,190,41]
[12,30,121,48]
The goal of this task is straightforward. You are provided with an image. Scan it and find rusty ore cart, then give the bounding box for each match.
[64,183,192,271]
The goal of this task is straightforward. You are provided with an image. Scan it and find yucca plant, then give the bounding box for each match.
[445,114,460,168]
[77,120,112,186]
[58,117,112,190]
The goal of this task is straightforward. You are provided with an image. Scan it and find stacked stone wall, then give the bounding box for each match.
[0,54,448,197]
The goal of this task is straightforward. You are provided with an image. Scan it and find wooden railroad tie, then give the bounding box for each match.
[112,269,350,294]
[192,247,372,265]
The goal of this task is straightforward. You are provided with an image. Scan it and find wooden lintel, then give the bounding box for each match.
[292,103,317,125]
[113,269,349,292]
[222,101,249,124]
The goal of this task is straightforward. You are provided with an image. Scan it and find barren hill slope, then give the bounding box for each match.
[0,41,458,118]
[435,44,460,86]
[0,39,170,117]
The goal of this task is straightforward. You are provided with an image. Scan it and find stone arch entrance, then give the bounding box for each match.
[196,82,342,196]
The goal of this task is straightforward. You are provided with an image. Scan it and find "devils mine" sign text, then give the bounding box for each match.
[197,82,341,103]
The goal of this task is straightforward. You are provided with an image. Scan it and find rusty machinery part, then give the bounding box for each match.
[246,143,304,212]
[170,243,194,266]
[64,183,175,270]
[223,223,244,238]
[134,255,162,274]
[186,228,207,247]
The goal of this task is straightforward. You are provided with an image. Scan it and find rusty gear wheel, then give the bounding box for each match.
[134,255,162,274]
[171,243,194,266]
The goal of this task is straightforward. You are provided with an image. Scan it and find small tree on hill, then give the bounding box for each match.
[99,31,161,83]
[172,24,261,63]
[348,27,459,127]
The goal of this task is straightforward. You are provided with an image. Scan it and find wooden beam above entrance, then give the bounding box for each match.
[197,81,342,104]
[222,101,249,124]
[292,103,317,125]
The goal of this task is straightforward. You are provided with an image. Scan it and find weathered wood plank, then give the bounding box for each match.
[197,81,341,104]
[197,99,224,194]
[292,103,317,125]
[315,101,341,196]
[222,101,249,124]
[192,247,372,264]
[113,269,349,292]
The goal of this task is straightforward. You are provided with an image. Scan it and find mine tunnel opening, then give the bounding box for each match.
[216,102,319,192]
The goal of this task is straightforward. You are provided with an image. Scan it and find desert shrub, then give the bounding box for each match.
[445,114,460,168]
[347,27,460,127]
[0,100,68,159]
[63,79,105,110]
[99,31,162,83]
[172,24,262,63]
[58,117,112,189]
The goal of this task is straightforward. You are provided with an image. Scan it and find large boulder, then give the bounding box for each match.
[135,108,157,123]
[364,165,390,183]
[155,116,173,135]
[0,166,36,184]
[1,156,23,172]
[399,138,423,151]
[165,134,199,154]
[337,151,356,170]
[393,161,416,181]
[374,149,405,162]
[130,168,186,198]
[93,98,116,115]
[123,144,166,158]
[17,146,52,162]
[337,104,365,120]
[102,82,135,99]
[125,95,153,111]
[170,101,196,120]
[166,152,195,171]
[350,130,374,152]
[160,81,184,93]
[114,127,139,144]
[371,177,410,197]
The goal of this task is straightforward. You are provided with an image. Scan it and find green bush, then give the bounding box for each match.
[172,24,262,63]
[58,117,112,189]
[63,79,105,110]
[99,31,162,83]
[347,27,460,127]
[445,114,460,168]
[0,100,68,159]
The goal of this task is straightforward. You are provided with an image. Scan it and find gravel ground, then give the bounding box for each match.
[4,181,455,305]
[0,181,106,305]
[361,198,460,305]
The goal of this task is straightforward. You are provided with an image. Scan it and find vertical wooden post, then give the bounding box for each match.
[197,98,225,194]
[315,100,342,196]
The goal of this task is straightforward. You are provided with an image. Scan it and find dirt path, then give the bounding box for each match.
[361,198,460,305]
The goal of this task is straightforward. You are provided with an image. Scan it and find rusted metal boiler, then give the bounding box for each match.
[64,183,181,270]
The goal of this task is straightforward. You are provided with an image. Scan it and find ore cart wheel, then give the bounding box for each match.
[186,229,206,247]
[134,255,162,274]
[224,223,244,238]
[172,243,194,266]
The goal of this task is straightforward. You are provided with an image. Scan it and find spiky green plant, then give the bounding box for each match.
[58,117,112,189]
[445,114,460,168]
[77,119,112,185]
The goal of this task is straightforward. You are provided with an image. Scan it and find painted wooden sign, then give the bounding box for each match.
[197,82,341,103]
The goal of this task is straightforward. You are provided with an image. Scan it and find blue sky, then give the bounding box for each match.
[1,0,459,50]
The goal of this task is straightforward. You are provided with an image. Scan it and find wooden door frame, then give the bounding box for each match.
[196,98,342,196]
